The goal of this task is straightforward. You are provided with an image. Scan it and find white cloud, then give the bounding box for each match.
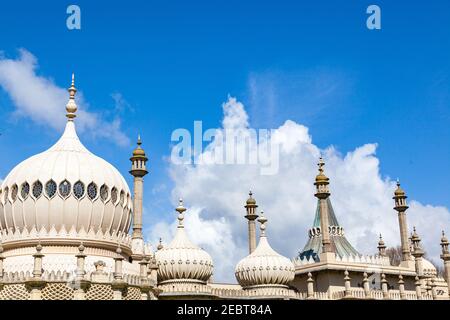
[0,49,130,146]
[158,96,450,282]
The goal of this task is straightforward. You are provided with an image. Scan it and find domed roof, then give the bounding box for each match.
[155,199,213,284]
[421,258,437,276]
[235,213,295,288]
[0,76,132,242]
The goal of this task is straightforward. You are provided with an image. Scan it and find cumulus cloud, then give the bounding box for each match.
[0,49,130,146]
[155,96,450,282]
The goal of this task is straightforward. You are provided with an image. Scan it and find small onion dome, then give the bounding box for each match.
[246,191,257,206]
[394,180,406,196]
[155,199,213,284]
[235,212,295,288]
[132,135,147,158]
[314,157,329,184]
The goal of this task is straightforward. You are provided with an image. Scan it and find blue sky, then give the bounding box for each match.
[0,0,449,239]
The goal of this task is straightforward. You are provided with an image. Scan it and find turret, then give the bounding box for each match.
[244,191,259,254]
[314,157,332,257]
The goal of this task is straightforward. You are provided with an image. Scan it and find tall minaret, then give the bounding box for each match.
[440,231,450,295]
[130,135,148,241]
[393,180,412,267]
[314,157,333,260]
[244,191,259,254]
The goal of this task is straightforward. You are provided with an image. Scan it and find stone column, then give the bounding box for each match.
[398,274,406,300]
[381,273,389,299]
[362,272,370,299]
[431,279,437,300]
[306,272,314,299]
[139,257,150,300]
[148,255,158,287]
[344,270,351,298]
[27,243,46,300]
[0,242,4,290]
[74,243,90,300]
[415,276,422,300]
[112,247,126,300]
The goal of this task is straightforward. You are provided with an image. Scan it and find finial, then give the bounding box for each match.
[116,244,122,255]
[137,134,142,146]
[258,211,268,236]
[157,238,163,250]
[318,157,325,175]
[245,190,257,207]
[176,198,186,227]
[36,240,42,252]
[78,241,85,253]
[66,73,78,120]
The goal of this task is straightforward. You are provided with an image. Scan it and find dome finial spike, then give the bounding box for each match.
[176,198,186,227]
[66,73,78,121]
[318,156,325,174]
[137,134,142,145]
[257,210,268,237]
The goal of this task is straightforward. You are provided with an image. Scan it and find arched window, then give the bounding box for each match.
[3,187,9,203]
[45,180,57,198]
[73,181,85,199]
[87,182,98,200]
[21,182,30,200]
[100,184,109,202]
[59,180,71,198]
[11,184,18,202]
[32,181,43,199]
[111,187,118,204]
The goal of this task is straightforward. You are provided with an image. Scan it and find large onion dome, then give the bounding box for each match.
[235,212,295,289]
[0,75,132,247]
[155,199,214,284]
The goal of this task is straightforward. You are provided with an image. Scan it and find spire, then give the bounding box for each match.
[66,73,78,121]
[176,198,186,228]
[378,233,387,256]
[258,211,268,237]
[411,227,424,257]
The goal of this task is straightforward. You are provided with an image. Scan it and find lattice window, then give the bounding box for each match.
[87,182,98,200]
[120,191,125,206]
[59,180,71,198]
[100,184,109,202]
[86,284,114,300]
[73,181,85,199]
[41,283,74,300]
[11,184,18,202]
[21,182,30,200]
[32,181,43,199]
[111,187,118,205]
[0,284,30,300]
[45,180,57,198]
[124,286,142,300]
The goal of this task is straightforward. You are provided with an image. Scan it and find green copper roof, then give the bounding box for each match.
[299,198,360,261]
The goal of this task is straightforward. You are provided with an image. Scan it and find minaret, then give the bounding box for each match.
[314,157,333,260]
[377,234,387,257]
[440,231,450,295]
[130,135,148,241]
[411,227,425,281]
[393,180,412,267]
[244,191,259,254]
